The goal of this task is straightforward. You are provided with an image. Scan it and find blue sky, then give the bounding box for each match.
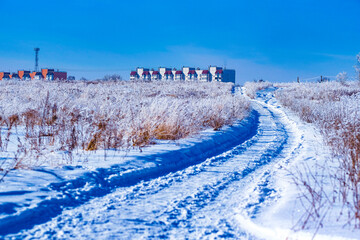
[0,0,359,84]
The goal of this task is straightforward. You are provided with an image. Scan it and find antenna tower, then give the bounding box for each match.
[34,48,40,72]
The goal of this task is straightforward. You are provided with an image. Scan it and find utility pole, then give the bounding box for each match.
[297,76,299,83]
[320,75,323,82]
[34,48,40,72]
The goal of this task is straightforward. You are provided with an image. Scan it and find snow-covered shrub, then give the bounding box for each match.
[101,74,123,81]
[355,52,360,81]
[336,71,348,83]
[0,80,250,168]
[244,81,273,99]
[275,81,360,228]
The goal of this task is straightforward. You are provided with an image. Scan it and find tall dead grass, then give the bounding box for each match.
[275,81,360,229]
[0,80,250,169]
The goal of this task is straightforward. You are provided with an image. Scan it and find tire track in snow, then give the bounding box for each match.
[0,110,258,236]
[8,90,298,239]
[144,100,290,239]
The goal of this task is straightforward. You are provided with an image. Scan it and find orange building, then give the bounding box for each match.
[41,68,67,81]
[0,72,11,80]
[0,69,67,80]
[17,70,31,80]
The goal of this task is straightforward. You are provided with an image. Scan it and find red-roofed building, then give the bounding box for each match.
[130,71,139,80]
[130,67,149,81]
[215,69,224,81]
[11,73,20,79]
[0,72,11,80]
[2,68,67,81]
[175,71,184,80]
[158,67,171,80]
[42,69,67,81]
[151,71,160,80]
[33,72,44,80]
[209,66,235,83]
[130,66,235,83]
[18,70,31,80]
[200,70,210,81]
[187,69,197,81]
[142,71,151,80]
[182,67,196,81]
[164,70,173,80]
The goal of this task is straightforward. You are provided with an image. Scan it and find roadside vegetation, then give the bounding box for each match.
[243,80,273,99]
[275,80,360,229]
[0,80,250,171]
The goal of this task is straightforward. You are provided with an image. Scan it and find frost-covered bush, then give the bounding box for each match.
[101,74,122,81]
[336,71,348,83]
[244,81,273,99]
[355,52,360,81]
[0,80,250,167]
[275,81,360,228]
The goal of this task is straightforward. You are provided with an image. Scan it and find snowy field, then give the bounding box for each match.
[0,80,249,170]
[0,81,359,239]
[275,81,360,232]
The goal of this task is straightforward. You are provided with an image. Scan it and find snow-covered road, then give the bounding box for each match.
[2,88,351,239]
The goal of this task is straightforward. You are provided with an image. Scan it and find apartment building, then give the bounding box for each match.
[0,68,67,81]
[130,66,235,83]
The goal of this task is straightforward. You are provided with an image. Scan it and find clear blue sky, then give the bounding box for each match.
[0,0,359,84]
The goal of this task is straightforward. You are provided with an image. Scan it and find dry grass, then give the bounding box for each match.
[275,81,360,229]
[0,80,250,169]
[244,81,273,99]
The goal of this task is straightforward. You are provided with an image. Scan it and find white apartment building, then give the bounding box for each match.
[130,66,235,83]
[151,71,160,80]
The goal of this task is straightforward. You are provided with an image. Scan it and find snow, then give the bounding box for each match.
[0,86,359,239]
[0,109,258,237]
[0,80,249,170]
[242,88,359,239]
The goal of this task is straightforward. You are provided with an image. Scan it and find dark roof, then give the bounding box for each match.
[130,71,137,76]
[165,70,173,74]
[202,70,209,74]
[215,69,223,74]
[188,70,196,74]
[152,71,159,75]
[35,72,43,76]
[142,71,150,75]
[175,71,183,74]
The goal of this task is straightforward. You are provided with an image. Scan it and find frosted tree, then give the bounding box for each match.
[102,74,123,81]
[336,71,348,83]
[355,52,360,81]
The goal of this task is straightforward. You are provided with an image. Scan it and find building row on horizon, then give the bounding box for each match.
[130,66,235,83]
[0,69,67,81]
